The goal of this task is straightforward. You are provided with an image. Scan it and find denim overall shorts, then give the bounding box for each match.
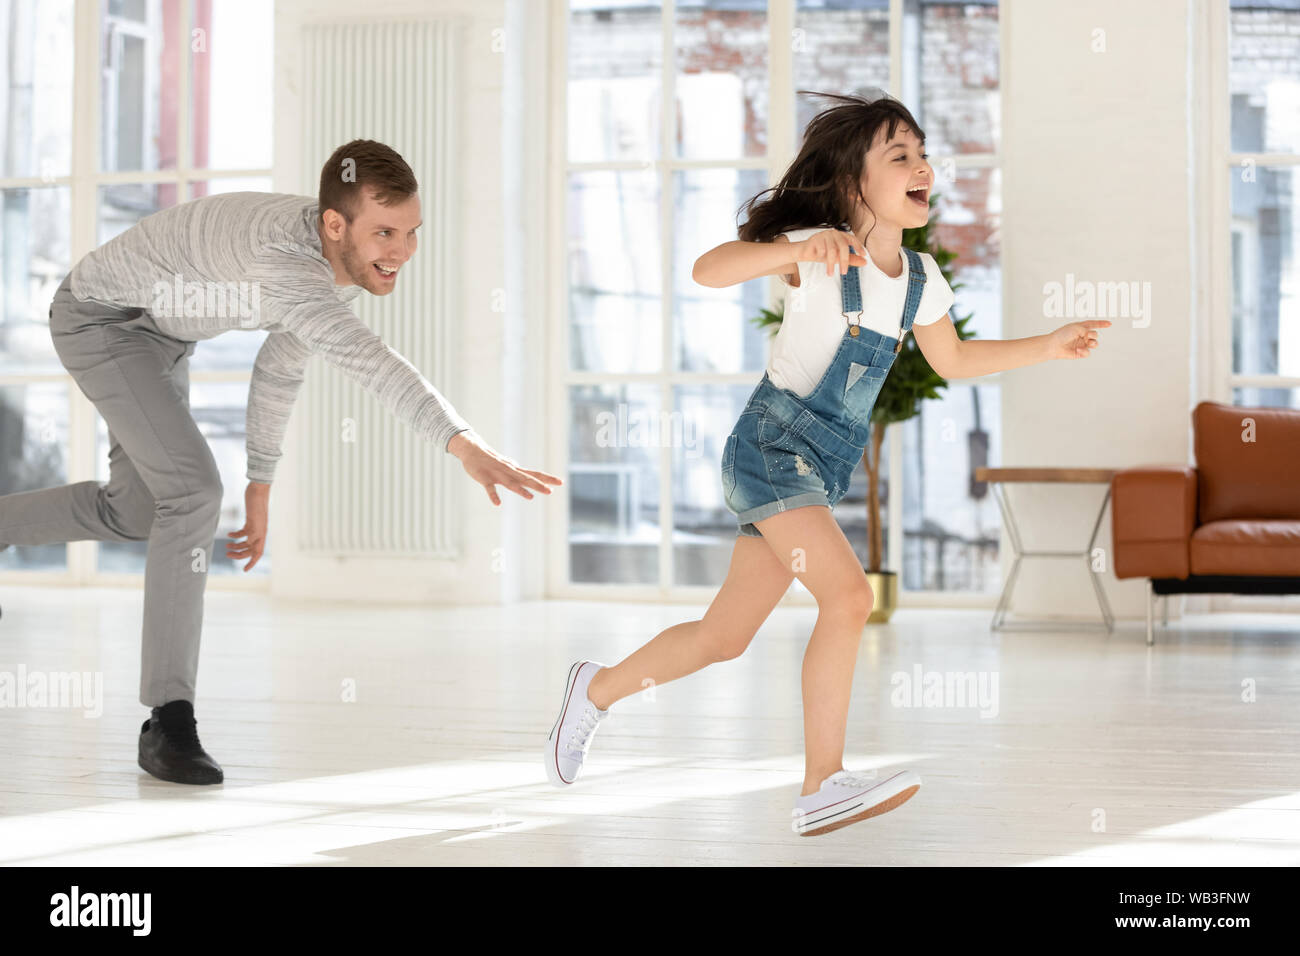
[721,244,927,537]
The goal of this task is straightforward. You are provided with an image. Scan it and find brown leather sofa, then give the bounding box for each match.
[1111,401,1300,645]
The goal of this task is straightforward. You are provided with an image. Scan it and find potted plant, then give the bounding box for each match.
[750,194,978,621]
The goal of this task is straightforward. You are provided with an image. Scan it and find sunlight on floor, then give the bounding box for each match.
[1032,793,1300,866]
[0,751,935,865]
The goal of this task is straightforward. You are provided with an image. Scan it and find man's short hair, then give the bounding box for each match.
[318,139,418,224]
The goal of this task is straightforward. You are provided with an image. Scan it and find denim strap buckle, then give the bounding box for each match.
[841,266,864,337]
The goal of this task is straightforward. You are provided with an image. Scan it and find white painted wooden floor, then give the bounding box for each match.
[0,585,1297,866]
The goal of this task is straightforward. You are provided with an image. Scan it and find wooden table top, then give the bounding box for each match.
[975,467,1117,483]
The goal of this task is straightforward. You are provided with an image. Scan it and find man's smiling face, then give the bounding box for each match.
[856,123,933,230]
[322,186,421,295]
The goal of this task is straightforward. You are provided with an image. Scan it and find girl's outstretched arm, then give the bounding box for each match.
[931,319,1112,380]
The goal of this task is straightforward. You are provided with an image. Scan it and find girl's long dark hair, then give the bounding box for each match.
[737,91,925,247]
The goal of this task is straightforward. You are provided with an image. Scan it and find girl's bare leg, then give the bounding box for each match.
[751,506,873,796]
[586,533,796,711]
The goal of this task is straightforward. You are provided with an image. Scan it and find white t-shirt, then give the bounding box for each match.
[769,226,955,398]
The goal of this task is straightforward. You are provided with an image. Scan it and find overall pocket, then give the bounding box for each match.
[756,411,803,454]
[843,362,890,425]
[720,432,738,500]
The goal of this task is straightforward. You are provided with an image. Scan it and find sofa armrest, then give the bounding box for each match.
[1111,466,1197,579]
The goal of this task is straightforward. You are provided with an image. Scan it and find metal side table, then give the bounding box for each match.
[976,467,1116,633]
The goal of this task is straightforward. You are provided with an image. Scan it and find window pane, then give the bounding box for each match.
[0,383,69,571]
[568,170,661,373]
[904,164,1002,591]
[190,0,272,170]
[675,1,767,159]
[569,1,662,162]
[1229,165,1297,377]
[97,183,182,245]
[901,385,1001,591]
[1232,386,1300,409]
[109,0,147,17]
[0,0,74,179]
[101,0,182,172]
[671,384,757,586]
[932,166,1002,336]
[188,177,273,200]
[794,0,890,144]
[569,384,661,584]
[0,187,71,376]
[674,169,770,372]
[96,383,268,577]
[915,0,1000,155]
[1230,1,1300,154]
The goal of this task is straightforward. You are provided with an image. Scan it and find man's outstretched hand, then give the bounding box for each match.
[448,430,563,506]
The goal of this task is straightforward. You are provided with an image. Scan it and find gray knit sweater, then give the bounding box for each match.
[70,191,472,483]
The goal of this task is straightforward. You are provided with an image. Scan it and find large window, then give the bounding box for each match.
[0,0,273,583]
[896,0,1000,592]
[566,0,772,591]
[1228,0,1300,410]
[559,0,1002,597]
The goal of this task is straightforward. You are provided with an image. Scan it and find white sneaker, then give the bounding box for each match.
[792,768,921,836]
[544,661,610,787]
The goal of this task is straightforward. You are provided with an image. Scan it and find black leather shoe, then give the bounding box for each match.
[138,700,224,785]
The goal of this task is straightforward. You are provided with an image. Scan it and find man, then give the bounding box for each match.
[0,139,559,785]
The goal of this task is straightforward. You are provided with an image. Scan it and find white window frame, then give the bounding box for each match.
[0,0,272,591]
[102,9,159,172]
[547,0,1004,605]
[1202,0,1300,405]
[1200,0,1300,614]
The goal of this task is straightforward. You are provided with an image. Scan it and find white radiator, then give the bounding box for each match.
[297,18,460,557]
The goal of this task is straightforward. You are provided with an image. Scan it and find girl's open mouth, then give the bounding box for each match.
[906,184,928,208]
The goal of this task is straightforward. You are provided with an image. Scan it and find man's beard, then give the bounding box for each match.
[339,230,377,291]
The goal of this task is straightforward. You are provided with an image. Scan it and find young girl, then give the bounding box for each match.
[544,92,1108,836]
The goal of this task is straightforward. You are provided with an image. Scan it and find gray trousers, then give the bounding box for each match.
[0,273,222,707]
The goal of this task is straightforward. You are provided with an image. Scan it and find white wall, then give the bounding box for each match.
[269,0,550,606]
[997,0,1201,621]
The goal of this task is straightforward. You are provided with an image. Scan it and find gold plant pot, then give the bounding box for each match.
[864,569,899,623]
